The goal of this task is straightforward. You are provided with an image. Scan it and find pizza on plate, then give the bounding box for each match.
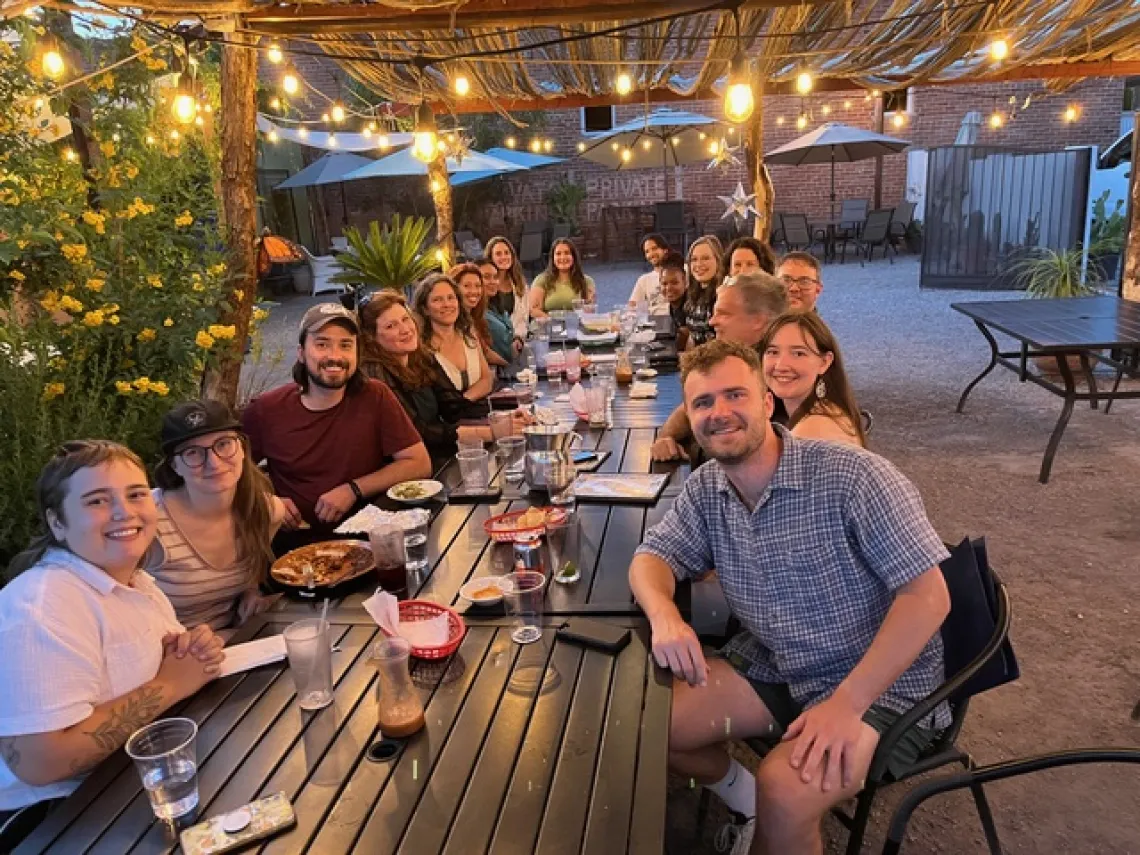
[271,540,374,587]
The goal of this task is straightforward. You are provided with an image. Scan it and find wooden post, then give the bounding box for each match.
[873,93,885,210]
[745,77,774,243]
[1122,114,1139,302]
[201,22,259,407]
[427,151,454,264]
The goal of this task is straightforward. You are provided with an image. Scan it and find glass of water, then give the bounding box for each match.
[501,570,547,644]
[457,448,490,489]
[126,717,199,821]
[284,618,335,710]
[401,508,431,575]
[496,435,526,481]
[547,459,577,511]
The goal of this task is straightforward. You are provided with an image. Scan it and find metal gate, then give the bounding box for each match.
[920,145,1091,289]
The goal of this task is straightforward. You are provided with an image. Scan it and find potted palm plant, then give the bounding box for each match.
[331,215,441,309]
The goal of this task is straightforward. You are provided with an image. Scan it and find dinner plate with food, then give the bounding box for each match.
[270,540,374,595]
[387,479,444,504]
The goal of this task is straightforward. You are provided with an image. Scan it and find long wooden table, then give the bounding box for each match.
[952,296,1140,482]
[17,612,671,855]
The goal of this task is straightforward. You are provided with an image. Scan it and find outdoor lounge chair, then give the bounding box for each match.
[855,208,896,264]
[697,537,1017,855]
[300,245,347,297]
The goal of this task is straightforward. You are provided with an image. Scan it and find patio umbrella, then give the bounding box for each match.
[274,151,377,227]
[577,108,731,198]
[765,122,911,218]
[257,115,412,153]
[343,147,528,181]
[1099,129,1132,169]
[450,146,563,187]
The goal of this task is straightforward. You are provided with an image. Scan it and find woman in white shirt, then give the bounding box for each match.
[413,273,494,403]
[0,441,223,816]
[628,233,672,316]
[151,400,290,636]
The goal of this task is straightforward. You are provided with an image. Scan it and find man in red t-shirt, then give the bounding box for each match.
[243,303,431,529]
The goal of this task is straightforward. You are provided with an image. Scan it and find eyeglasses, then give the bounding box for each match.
[175,436,241,469]
[780,275,820,292]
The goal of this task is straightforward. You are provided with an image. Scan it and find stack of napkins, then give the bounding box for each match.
[630,381,658,398]
[362,589,451,649]
[218,635,287,677]
[335,506,430,534]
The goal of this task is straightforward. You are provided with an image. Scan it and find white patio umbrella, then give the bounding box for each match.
[343,146,528,180]
[257,115,412,153]
[765,122,911,217]
[578,108,733,198]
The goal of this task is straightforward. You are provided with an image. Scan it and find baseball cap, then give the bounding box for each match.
[161,400,243,455]
[298,302,359,342]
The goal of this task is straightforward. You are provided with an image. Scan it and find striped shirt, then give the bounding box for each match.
[148,488,254,631]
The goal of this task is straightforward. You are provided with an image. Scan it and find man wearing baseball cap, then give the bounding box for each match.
[242,302,431,532]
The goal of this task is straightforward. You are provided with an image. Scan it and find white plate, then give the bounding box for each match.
[459,577,505,605]
[387,479,444,504]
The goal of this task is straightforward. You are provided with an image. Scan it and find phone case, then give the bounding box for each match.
[448,484,503,504]
[180,792,296,855]
[556,619,632,653]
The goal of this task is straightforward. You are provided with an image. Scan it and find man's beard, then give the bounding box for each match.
[306,359,352,390]
[697,416,765,467]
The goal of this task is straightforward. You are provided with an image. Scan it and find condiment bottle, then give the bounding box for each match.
[370,636,425,738]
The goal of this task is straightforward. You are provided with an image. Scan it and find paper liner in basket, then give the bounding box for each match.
[362,589,450,649]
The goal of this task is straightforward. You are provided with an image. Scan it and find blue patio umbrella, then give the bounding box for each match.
[274,152,377,227]
[450,147,564,187]
[343,147,527,181]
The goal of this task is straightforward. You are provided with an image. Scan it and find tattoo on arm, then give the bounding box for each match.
[82,684,166,755]
[0,737,20,771]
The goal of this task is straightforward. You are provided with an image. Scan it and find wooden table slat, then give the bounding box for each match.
[629,647,673,855]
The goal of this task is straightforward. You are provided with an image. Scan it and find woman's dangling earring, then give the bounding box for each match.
[815,377,827,399]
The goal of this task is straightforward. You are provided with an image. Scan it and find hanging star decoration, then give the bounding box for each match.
[445,130,474,165]
[706,137,741,171]
[718,182,759,223]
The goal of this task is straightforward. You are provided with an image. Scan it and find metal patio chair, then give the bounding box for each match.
[855,208,896,264]
[888,200,916,250]
[778,213,825,253]
[833,199,870,263]
[518,231,545,274]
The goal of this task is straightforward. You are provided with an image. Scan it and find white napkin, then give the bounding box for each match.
[568,382,588,416]
[630,381,658,398]
[335,506,429,534]
[217,635,287,677]
[516,368,537,384]
[362,589,450,649]
[629,330,656,345]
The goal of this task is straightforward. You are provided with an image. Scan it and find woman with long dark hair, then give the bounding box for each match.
[478,257,517,363]
[0,441,223,812]
[529,237,596,319]
[682,236,723,348]
[413,273,494,402]
[450,262,508,368]
[360,292,524,464]
[150,400,289,634]
[485,235,530,341]
[760,312,866,447]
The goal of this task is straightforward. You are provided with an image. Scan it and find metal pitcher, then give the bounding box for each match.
[523,424,582,490]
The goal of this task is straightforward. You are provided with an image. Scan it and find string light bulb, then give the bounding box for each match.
[321,112,331,123]
[327,133,337,147]
[169,129,180,141]
[378,134,390,149]
[41,40,65,79]
[620,148,632,163]
[171,74,198,125]
[776,116,785,126]
[269,97,281,111]
[454,75,470,97]
[266,43,283,64]
[297,127,308,139]
[194,114,204,127]
[62,147,77,162]
[988,111,1004,129]
[362,126,372,138]
[430,178,441,193]
[708,140,720,155]
[796,113,808,130]
[891,113,907,129]
[724,53,754,123]
[615,72,633,96]
[145,133,157,145]
[641,139,653,150]
[843,99,852,109]
[267,129,279,143]
[504,136,517,149]
[821,104,831,116]
[411,101,438,162]
[530,139,542,153]
[671,136,681,145]
[989,38,1010,62]
[795,71,813,96]
[436,138,448,152]
[543,140,553,153]
[331,103,345,123]
[577,141,586,152]
[1063,104,1080,123]
[281,66,300,96]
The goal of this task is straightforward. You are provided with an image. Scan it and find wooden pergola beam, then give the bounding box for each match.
[243,0,816,32]
[424,60,1140,114]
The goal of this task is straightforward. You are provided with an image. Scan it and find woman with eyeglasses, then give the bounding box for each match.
[149,400,293,635]
[682,236,723,349]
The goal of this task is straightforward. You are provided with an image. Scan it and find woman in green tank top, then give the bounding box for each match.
[528,238,596,318]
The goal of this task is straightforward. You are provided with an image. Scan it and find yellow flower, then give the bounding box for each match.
[16,239,27,249]
[208,262,226,276]
[61,243,88,263]
[81,210,106,235]
[124,164,139,180]
[252,308,269,322]
[163,317,174,327]
[137,327,157,342]
[82,310,105,327]
[149,381,169,396]
[40,291,59,310]
[192,281,205,292]
[115,380,133,395]
[208,324,237,340]
[84,278,105,292]
[195,330,215,349]
[48,355,67,370]
[99,141,116,159]
[147,273,163,289]
[8,269,25,281]
[102,302,120,313]
[232,289,244,301]
[130,34,147,52]
[132,376,151,392]
[174,211,193,227]
[42,382,65,401]
[58,295,84,313]
[108,314,120,325]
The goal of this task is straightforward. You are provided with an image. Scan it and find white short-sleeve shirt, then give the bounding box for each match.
[629,270,670,316]
[0,548,183,810]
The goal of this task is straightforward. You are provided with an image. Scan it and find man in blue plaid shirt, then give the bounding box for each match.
[630,339,951,855]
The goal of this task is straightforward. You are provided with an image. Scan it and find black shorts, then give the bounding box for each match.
[720,651,940,780]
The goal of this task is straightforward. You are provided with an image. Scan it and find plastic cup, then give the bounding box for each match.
[496,435,526,480]
[489,410,513,441]
[457,448,490,489]
[586,385,608,426]
[501,570,547,644]
[126,718,199,821]
[284,618,334,710]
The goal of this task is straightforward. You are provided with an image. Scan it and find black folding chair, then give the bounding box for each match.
[881,749,1140,854]
[779,213,824,253]
[697,537,1018,855]
[654,201,693,255]
[833,199,869,263]
[887,200,916,249]
[518,231,544,275]
[855,209,896,264]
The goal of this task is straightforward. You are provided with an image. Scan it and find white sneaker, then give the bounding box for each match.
[714,817,755,855]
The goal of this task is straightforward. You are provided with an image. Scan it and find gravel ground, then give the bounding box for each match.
[251,257,1140,854]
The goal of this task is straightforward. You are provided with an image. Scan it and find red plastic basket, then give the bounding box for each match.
[395,599,466,660]
[483,507,568,543]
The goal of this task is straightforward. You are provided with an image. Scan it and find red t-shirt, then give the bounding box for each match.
[243,379,422,523]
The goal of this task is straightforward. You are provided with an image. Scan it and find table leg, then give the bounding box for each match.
[956,321,1000,413]
[1078,352,1099,410]
[1040,354,1077,484]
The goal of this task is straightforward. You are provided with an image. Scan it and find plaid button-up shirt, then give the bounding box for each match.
[638,426,951,729]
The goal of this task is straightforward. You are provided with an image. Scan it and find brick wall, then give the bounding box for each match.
[263,53,1126,260]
